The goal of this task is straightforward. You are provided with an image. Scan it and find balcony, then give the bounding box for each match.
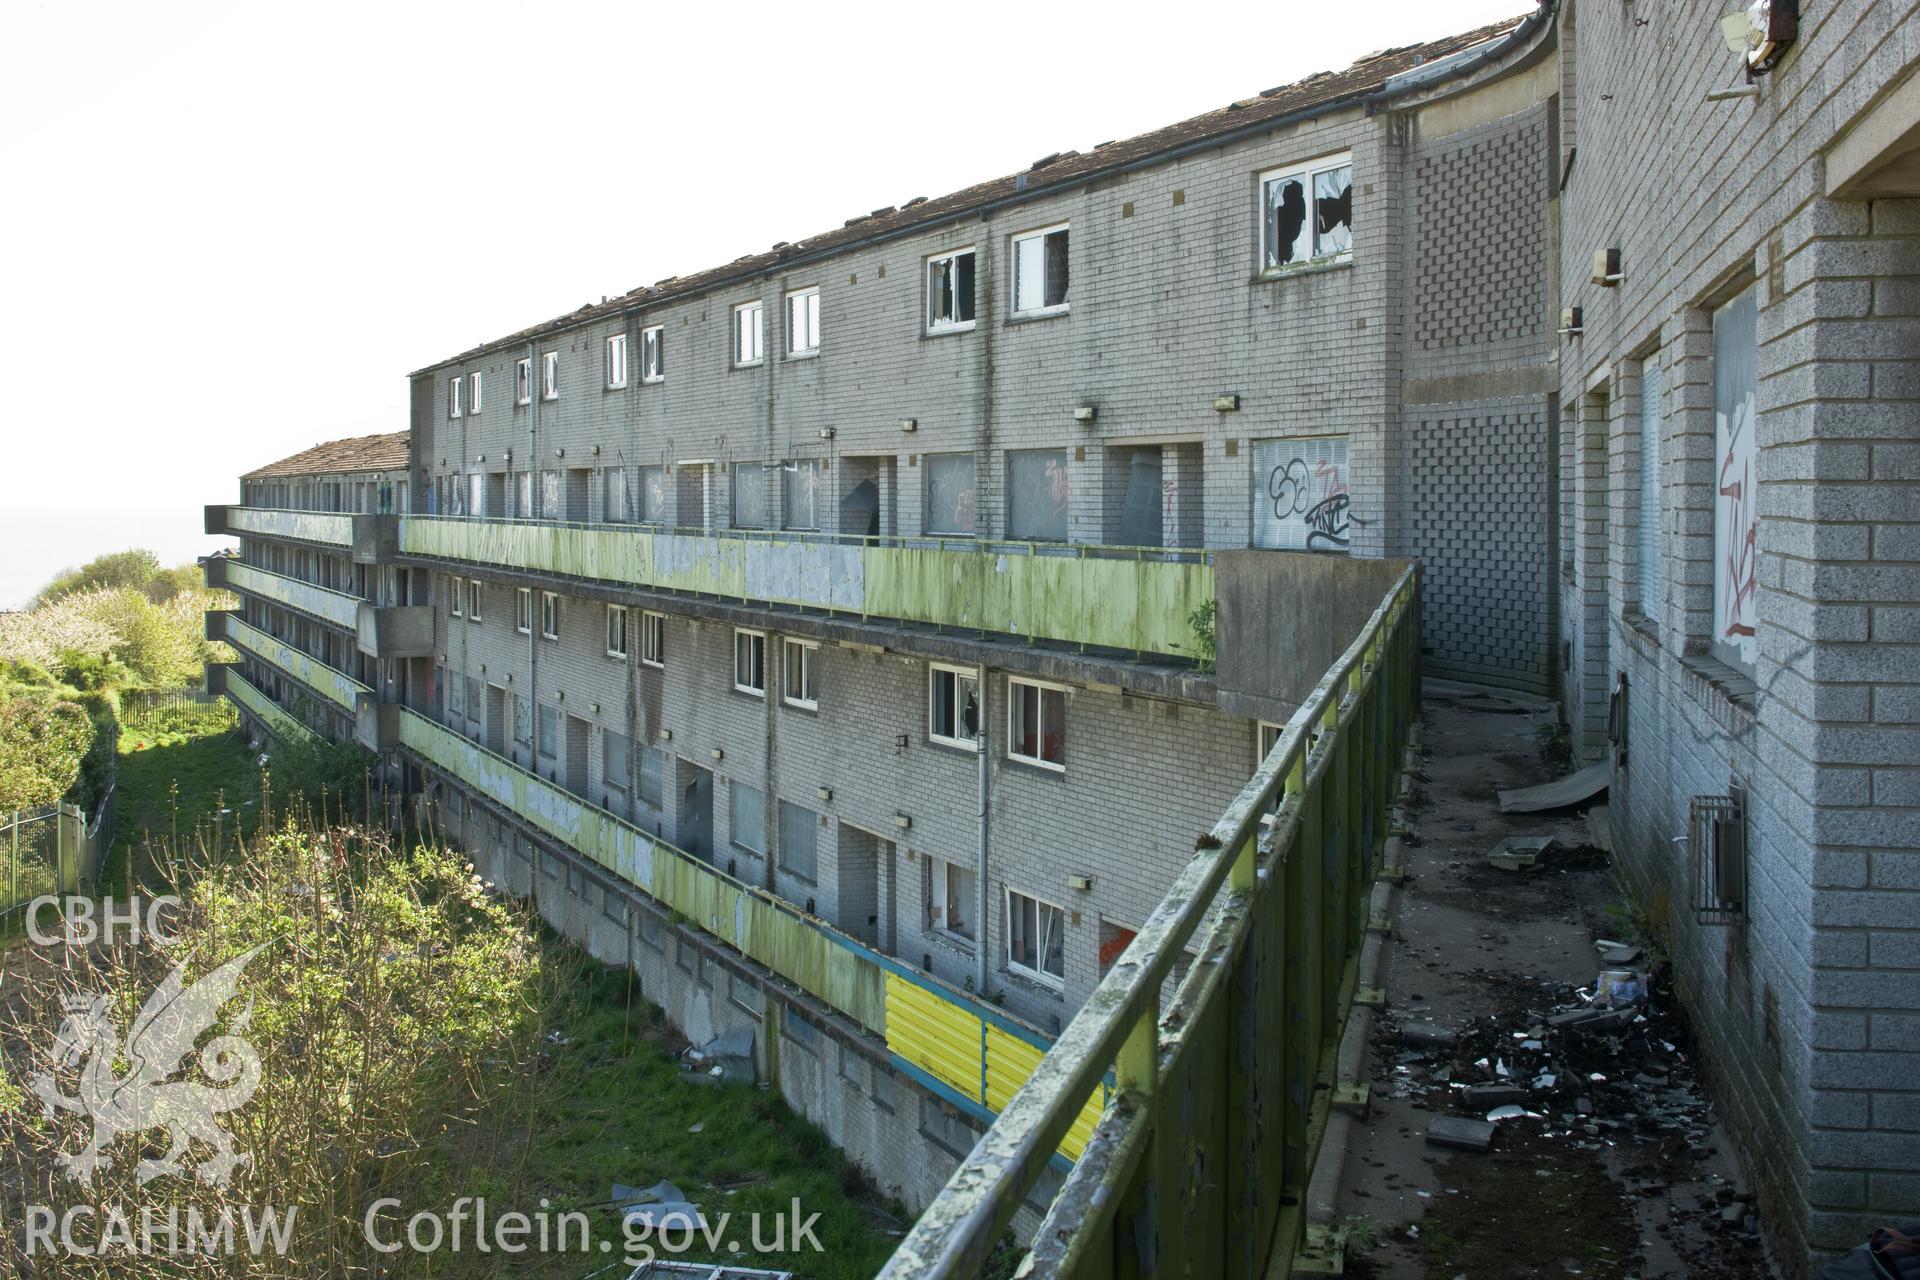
[219,561,361,629]
[354,603,436,659]
[398,516,1213,659]
[210,504,355,548]
[210,663,315,742]
[395,706,1102,1158]
[213,612,370,714]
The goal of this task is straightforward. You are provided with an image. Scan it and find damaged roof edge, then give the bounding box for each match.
[406,5,1553,380]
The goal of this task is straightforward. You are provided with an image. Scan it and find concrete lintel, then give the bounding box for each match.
[1827,65,1920,199]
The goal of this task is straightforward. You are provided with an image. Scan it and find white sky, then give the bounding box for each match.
[0,0,1526,609]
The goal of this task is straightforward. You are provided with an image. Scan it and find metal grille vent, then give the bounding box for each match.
[1689,785,1747,925]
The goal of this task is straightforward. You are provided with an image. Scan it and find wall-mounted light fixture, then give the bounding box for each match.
[817,785,833,802]
[1591,248,1622,287]
[1720,0,1798,76]
[475,453,486,463]
[555,447,566,458]
[1559,306,1585,336]
[1066,874,1093,891]
[1213,394,1241,413]
[658,728,672,741]
[1073,405,1097,424]
[710,748,724,761]
[899,418,918,433]
[819,427,836,440]
[894,813,912,831]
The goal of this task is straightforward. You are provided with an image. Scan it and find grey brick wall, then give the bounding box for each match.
[1554,0,1920,1265]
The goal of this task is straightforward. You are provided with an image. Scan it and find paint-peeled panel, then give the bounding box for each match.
[886,973,984,1103]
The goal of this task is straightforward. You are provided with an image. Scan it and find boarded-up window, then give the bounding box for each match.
[731,781,765,854]
[604,730,628,792]
[1252,436,1351,552]
[638,745,664,808]
[1638,359,1663,626]
[778,800,818,881]
[1712,287,1758,674]
[1008,449,1070,542]
[925,454,977,535]
[783,460,823,530]
[638,465,666,523]
[604,467,630,522]
[733,464,770,528]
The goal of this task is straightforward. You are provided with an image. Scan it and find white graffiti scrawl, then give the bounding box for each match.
[1711,287,1759,671]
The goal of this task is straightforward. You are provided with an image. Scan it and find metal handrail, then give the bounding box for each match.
[878,562,1419,1277]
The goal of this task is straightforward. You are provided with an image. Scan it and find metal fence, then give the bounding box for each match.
[0,783,113,930]
[879,563,1422,1279]
[121,686,219,725]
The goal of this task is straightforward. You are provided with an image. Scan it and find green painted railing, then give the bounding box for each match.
[225,562,362,630]
[224,668,316,742]
[398,516,1213,658]
[879,564,1421,1280]
[221,615,369,713]
[227,506,354,546]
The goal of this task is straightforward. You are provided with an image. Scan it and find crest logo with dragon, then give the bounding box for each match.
[29,945,268,1188]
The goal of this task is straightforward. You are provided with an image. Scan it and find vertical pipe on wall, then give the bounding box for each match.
[976,666,990,995]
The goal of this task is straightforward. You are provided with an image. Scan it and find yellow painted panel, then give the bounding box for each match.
[886,973,984,1103]
[986,1025,1101,1160]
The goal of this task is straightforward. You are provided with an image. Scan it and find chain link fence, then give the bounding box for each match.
[0,785,114,933]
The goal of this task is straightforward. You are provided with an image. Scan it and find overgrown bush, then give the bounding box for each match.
[0,696,95,812]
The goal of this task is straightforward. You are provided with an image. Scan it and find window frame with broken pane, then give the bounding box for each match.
[1259,151,1353,274]
[925,246,978,333]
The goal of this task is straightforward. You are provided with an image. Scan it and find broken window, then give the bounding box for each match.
[606,604,628,658]
[733,301,764,365]
[924,453,977,535]
[1006,889,1066,985]
[637,465,666,523]
[1007,448,1070,542]
[541,591,559,640]
[927,854,976,940]
[926,248,977,331]
[640,325,664,382]
[733,629,766,695]
[783,459,823,530]
[1013,224,1069,315]
[786,288,820,355]
[516,588,533,635]
[516,357,532,405]
[542,350,560,400]
[1262,153,1352,270]
[606,332,628,388]
[733,463,770,528]
[929,663,980,749]
[1251,435,1352,552]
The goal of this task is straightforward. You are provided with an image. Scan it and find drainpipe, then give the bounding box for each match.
[975,668,990,994]
[526,343,539,762]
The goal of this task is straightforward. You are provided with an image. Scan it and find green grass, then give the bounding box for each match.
[104,703,262,892]
[429,958,907,1278]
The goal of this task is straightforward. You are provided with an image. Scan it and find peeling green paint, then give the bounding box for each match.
[228,507,354,546]
[224,669,315,741]
[397,517,1212,657]
[224,562,361,629]
[223,615,369,712]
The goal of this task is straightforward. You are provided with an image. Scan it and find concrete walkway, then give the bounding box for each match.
[1324,686,1776,1280]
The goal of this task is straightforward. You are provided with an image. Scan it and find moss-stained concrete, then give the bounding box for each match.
[224,562,362,629]
[228,507,354,546]
[223,616,369,711]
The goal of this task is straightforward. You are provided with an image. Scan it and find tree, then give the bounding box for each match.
[0,696,94,812]
[36,549,162,604]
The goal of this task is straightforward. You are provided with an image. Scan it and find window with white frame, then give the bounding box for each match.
[470,371,483,414]
[1637,356,1664,626]
[926,248,976,332]
[466,579,482,621]
[1261,152,1352,271]
[782,639,817,709]
[516,358,532,405]
[542,351,560,400]
[447,575,462,617]
[541,591,559,641]
[733,301,764,366]
[468,473,483,517]
[1008,677,1066,770]
[786,288,820,356]
[640,325,664,382]
[1006,888,1066,986]
[1256,720,1283,768]
[516,588,533,635]
[448,377,462,418]
[734,629,766,695]
[926,854,976,940]
[730,781,765,854]
[929,664,980,749]
[606,333,628,388]
[641,612,665,667]
[1711,286,1758,674]
[606,604,628,658]
[1012,223,1070,316]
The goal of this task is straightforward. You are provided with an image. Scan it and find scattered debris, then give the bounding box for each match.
[1497,760,1609,813]
[612,1181,705,1231]
[680,1024,757,1086]
[1487,835,1555,871]
[1426,1116,1497,1152]
[1397,1023,1458,1050]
